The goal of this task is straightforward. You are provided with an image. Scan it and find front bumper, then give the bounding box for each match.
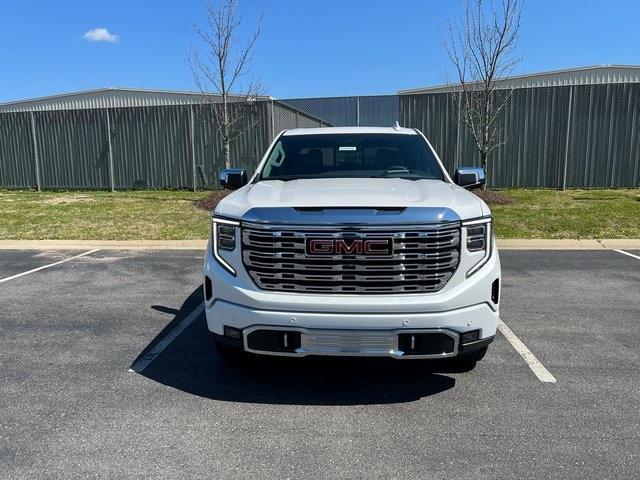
[206,299,498,358]
[204,236,500,359]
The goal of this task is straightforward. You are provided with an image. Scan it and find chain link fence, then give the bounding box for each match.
[0,100,326,190]
[402,84,640,188]
[1,85,639,189]
[279,95,399,127]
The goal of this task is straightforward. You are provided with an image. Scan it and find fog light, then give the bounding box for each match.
[245,330,302,352]
[461,330,480,344]
[397,332,455,355]
[224,326,242,340]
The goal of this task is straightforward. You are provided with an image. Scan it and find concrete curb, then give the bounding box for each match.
[598,239,640,250]
[498,239,640,250]
[0,239,639,250]
[0,240,208,250]
[497,239,604,250]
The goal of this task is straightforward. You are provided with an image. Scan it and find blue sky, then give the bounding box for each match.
[0,0,639,102]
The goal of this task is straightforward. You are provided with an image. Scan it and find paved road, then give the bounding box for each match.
[1,249,638,479]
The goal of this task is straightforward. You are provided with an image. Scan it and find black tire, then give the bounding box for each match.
[213,339,248,365]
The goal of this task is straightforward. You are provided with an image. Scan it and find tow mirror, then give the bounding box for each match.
[219,168,248,190]
[455,167,486,189]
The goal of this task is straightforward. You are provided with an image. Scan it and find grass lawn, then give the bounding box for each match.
[0,190,211,240]
[0,188,638,240]
[491,189,640,238]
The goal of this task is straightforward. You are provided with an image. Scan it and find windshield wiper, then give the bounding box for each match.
[259,176,297,182]
[378,167,426,176]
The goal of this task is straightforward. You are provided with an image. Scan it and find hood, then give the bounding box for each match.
[215,178,488,220]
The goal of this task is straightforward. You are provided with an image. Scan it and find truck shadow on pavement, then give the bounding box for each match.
[133,287,463,406]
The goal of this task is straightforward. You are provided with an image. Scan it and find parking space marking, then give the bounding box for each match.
[497,319,557,383]
[0,249,101,284]
[129,303,205,373]
[614,249,640,261]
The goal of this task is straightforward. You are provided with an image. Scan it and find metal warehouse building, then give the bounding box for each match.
[0,88,327,190]
[398,65,640,188]
[1,65,639,189]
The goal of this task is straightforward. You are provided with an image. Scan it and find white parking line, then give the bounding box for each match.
[129,302,205,373]
[0,249,101,284]
[497,319,557,383]
[614,249,640,261]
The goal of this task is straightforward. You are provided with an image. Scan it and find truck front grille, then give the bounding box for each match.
[241,223,460,294]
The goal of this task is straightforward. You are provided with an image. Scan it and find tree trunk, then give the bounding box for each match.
[221,92,231,169]
[480,150,488,190]
[223,137,231,169]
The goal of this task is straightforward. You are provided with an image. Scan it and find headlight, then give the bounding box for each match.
[463,217,492,277]
[211,216,239,275]
[216,223,236,250]
[466,224,487,251]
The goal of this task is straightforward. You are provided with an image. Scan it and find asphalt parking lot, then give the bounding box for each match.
[1,248,639,479]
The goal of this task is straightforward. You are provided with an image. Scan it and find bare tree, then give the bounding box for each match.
[190,0,264,169]
[444,0,522,188]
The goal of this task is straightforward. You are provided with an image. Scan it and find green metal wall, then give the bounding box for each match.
[36,109,110,189]
[1,87,638,189]
[0,112,35,188]
[192,101,273,189]
[110,106,191,189]
[400,83,640,188]
[0,100,323,190]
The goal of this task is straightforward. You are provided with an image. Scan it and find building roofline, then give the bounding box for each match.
[0,87,274,108]
[398,64,640,95]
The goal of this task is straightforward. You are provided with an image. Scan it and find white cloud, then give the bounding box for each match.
[83,28,119,43]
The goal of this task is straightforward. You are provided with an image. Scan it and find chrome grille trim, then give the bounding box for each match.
[241,222,461,294]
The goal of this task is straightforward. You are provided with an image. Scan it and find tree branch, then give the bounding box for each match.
[443,0,522,181]
[189,0,266,168]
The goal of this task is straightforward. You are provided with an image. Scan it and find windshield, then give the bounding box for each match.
[258,133,445,181]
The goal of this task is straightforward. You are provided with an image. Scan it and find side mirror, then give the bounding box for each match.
[219,168,248,190]
[455,167,486,189]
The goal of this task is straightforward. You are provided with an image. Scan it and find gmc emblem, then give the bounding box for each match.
[305,237,393,256]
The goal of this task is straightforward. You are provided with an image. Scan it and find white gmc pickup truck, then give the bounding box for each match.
[203,127,500,368]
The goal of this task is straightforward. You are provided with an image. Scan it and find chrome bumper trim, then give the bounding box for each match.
[242,325,460,359]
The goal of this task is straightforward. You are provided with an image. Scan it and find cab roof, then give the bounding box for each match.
[281,126,417,136]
